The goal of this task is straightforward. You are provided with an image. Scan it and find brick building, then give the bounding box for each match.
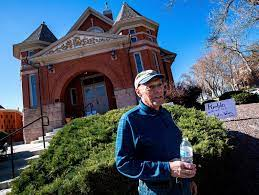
[13,3,176,143]
[0,108,23,142]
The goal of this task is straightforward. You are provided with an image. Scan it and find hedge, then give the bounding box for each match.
[219,91,259,104]
[11,105,231,195]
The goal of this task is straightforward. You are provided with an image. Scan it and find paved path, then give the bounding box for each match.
[0,143,48,183]
[223,103,259,195]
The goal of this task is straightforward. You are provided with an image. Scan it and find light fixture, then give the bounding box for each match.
[111,49,116,60]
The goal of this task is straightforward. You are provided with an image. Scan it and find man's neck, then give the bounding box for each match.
[141,99,160,111]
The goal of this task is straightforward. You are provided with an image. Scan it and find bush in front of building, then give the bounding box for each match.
[219,90,244,100]
[219,90,259,104]
[231,92,259,104]
[11,105,231,195]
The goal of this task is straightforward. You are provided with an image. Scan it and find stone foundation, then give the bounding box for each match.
[114,88,137,108]
[23,102,65,143]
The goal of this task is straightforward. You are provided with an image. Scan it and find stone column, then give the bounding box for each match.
[114,88,137,108]
[23,102,65,143]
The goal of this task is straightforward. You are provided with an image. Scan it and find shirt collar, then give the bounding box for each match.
[139,100,162,115]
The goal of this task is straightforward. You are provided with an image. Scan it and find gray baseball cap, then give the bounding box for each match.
[134,70,164,89]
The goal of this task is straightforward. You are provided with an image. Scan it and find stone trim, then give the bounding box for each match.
[114,88,137,108]
[23,102,65,143]
[21,69,38,75]
[129,45,160,53]
[111,17,159,34]
[32,31,128,58]
[32,43,129,65]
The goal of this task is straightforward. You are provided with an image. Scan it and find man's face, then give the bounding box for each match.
[136,78,165,109]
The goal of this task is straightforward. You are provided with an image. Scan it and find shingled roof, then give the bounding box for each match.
[24,22,57,43]
[115,2,143,23]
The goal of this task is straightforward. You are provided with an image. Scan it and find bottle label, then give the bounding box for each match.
[180,150,191,157]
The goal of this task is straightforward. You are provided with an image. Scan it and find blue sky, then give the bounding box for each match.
[0,0,211,109]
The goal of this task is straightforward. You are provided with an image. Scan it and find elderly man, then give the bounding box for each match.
[115,70,197,194]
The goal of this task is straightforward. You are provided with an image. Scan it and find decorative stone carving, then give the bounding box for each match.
[121,6,139,20]
[46,35,116,55]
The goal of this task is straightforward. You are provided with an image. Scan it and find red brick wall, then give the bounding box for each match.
[78,14,112,32]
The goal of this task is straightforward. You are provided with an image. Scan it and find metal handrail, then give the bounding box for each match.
[0,115,49,179]
[84,102,94,116]
[0,115,49,142]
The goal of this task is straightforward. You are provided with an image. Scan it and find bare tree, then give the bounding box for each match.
[193,49,227,97]
[209,0,258,42]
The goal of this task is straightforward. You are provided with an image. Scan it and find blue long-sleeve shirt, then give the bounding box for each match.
[115,101,182,182]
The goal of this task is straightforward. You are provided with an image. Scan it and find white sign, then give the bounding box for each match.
[205,99,237,119]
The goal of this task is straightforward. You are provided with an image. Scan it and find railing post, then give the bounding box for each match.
[10,135,15,178]
[37,67,45,149]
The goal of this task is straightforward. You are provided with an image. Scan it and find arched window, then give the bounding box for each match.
[86,26,104,33]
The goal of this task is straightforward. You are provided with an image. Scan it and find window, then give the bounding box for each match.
[147,29,152,35]
[134,52,144,73]
[148,37,153,42]
[86,26,104,33]
[131,36,138,43]
[28,50,35,57]
[29,74,38,108]
[70,88,77,105]
[152,52,160,73]
[129,28,136,35]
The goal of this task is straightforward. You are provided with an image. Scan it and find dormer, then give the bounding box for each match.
[110,3,159,44]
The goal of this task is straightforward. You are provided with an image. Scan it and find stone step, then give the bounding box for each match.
[0,188,11,194]
[53,127,63,134]
[31,137,52,144]
[46,132,55,137]
[0,178,13,192]
[38,135,54,141]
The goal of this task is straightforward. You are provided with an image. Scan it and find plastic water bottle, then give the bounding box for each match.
[180,137,193,163]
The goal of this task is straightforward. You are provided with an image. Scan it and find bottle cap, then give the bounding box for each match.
[183,137,188,141]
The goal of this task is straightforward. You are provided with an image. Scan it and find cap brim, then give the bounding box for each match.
[139,74,164,85]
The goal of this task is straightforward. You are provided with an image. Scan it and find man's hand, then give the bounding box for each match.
[169,161,196,178]
[190,181,198,195]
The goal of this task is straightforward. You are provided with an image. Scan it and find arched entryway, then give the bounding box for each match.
[63,71,117,118]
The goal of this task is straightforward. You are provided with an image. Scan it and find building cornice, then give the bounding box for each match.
[13,40,51,59]
[30,37,130,65]
[129,45,160,53]
[111,16,159,34]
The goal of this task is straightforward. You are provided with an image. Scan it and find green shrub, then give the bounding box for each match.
[219,90,244,100]
[219,90,259,104]
[231,92,259,104]
[11,105,231,195]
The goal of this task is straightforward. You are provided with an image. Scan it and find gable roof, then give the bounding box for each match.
[0,105,4,109]
[110,3,159,33]
[24,22,57,43]
[67,7,114,34]
[115,2,143,23]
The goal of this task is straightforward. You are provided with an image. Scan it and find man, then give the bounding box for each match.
[115,70,197,194]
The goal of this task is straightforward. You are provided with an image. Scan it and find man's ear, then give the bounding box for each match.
[135,87,142,98]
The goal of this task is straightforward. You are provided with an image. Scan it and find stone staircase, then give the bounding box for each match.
[30,127,62,144]
[0,127,63,194]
